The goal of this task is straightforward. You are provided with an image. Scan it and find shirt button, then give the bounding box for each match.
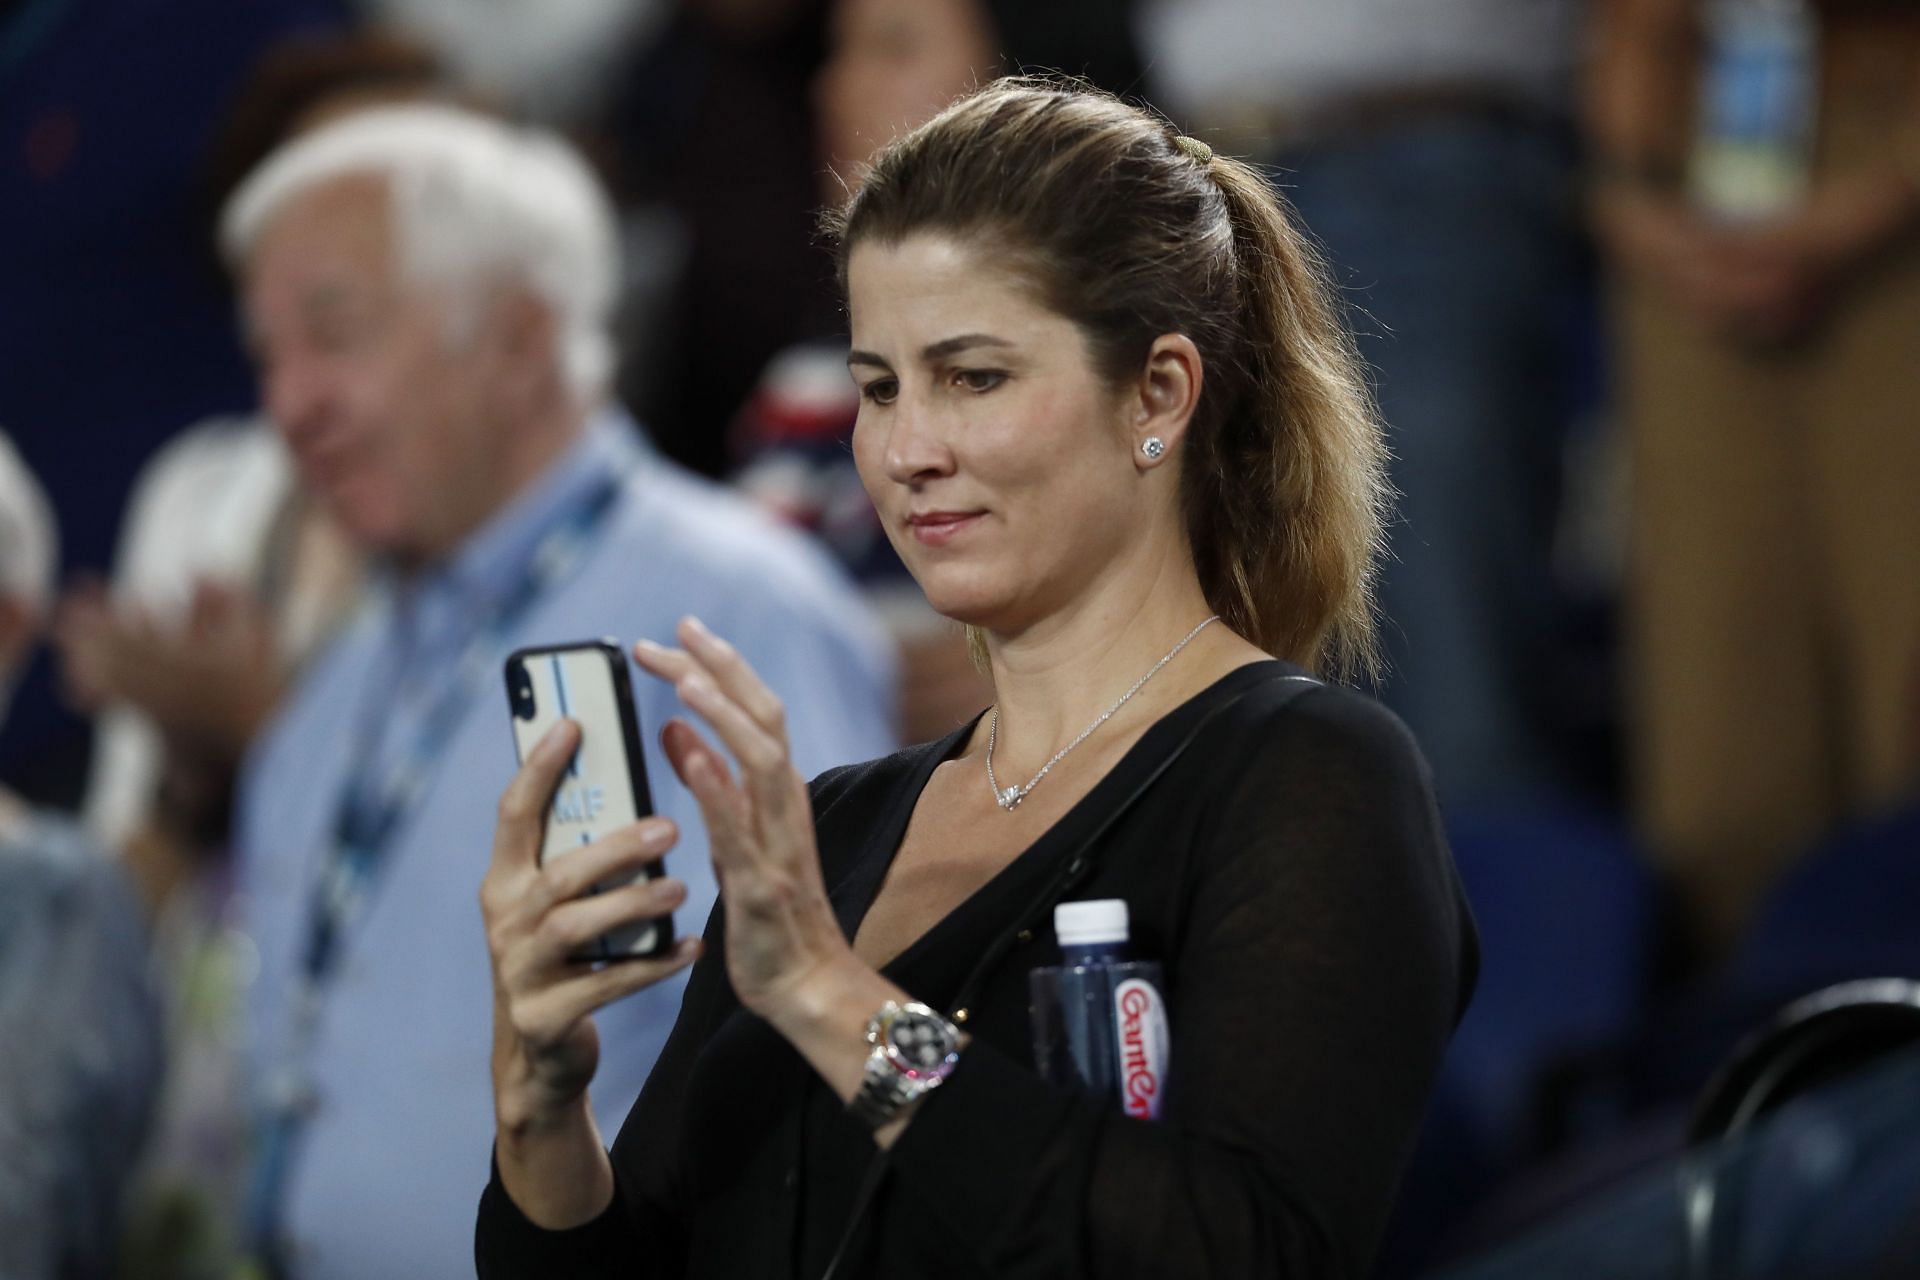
[785,1168,799,1189]
[1016,929,1034,944]
[952,1008,969,1024]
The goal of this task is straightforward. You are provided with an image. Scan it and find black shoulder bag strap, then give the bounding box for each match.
[819,671,1322,1280]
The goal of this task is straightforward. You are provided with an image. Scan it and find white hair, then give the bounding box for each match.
[0,432,56,615]
[220,104,621,401]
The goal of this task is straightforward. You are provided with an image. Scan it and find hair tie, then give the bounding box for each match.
[1173,134,1213,166]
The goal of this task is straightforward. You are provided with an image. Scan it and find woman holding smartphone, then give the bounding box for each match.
[477,79,1477,1278]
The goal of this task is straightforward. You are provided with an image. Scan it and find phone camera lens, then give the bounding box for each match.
[509,664,536,720]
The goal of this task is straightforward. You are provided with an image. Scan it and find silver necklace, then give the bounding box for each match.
[985,614,1220,811]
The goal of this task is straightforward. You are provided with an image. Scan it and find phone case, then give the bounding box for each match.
[504,640,672,960]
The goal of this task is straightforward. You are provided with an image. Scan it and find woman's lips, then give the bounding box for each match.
[905,510,984,546]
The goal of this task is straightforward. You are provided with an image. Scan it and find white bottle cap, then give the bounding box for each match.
[1054,898,1130,947]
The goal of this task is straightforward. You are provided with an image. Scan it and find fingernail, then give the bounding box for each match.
[682,615,712,640]
[634,637,665,656]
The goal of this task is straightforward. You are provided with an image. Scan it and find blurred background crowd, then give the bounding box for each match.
[3,0,1919,1276]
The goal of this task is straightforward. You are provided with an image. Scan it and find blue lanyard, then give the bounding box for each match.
[247,449,633,1258]
[302,467,627,985]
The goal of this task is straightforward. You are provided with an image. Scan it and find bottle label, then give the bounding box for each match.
[1113,977,1170,1120]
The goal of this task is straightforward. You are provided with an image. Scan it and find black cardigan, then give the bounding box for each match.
[477,662,1479,1278]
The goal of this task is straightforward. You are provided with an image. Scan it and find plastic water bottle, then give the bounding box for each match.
[1028,899,1171,1120]
[1689,0,1821,222]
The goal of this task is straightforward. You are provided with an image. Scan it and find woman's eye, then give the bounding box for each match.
[953,368,1006,393]
[859,378,899,405]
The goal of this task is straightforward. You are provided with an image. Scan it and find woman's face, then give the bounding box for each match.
[847,233,1151,634]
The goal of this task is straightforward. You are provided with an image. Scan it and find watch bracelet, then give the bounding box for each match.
[848,1047,919,1128]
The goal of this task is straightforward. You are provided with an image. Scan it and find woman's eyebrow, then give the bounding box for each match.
[920,333,1013,361]
[849,333,1014,371]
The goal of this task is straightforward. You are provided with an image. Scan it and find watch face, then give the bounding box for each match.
[885,1008,958,1081]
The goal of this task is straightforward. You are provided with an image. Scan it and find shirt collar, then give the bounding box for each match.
[379,409,642,642]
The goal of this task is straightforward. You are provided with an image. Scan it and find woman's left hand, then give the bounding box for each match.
[634,617,858,1021]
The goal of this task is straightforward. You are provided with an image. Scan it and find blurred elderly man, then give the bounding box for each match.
[220,106,896,1277]
[0,433,164,1279]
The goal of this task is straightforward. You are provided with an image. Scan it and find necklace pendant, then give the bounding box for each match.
[979,611,1218,819]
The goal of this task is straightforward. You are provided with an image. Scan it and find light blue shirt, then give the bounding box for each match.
[234,411,897,1279]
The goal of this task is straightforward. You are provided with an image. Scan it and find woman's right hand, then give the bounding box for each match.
[481,719,702,1136]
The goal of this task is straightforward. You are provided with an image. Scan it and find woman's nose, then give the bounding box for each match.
[882,396,955,486]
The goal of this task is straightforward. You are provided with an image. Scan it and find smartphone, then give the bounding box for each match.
[504,640,673,961]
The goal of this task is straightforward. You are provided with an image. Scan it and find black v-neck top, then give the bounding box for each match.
[477,663,1479,1279]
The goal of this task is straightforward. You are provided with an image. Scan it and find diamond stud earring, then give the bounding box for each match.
[1142,436,1166,461]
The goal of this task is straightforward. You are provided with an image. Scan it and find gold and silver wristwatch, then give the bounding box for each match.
[847,1000,962,1129]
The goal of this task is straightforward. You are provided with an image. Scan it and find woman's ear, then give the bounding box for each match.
[1131,333,1203,471]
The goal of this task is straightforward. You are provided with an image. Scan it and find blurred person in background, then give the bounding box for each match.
[0,432,164,1280]
[1142,0,1592,809]
[0,0,349,813]
[803,0,1144,208]
[596,0,842,480]
[734,0,1143,741]
[57,29,454,914]
[220,103,896,1276]
[44,34,461,1276]
[1589,0,1920,954]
